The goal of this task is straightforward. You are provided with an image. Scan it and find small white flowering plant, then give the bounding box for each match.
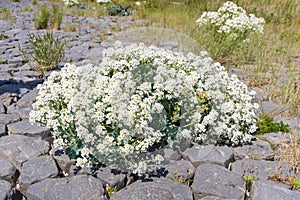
[30,42,258,172]
[96,0,111,4]
[63,0,80,7]
[196,1,265,63]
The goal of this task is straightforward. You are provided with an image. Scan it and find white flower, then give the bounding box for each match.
[196,1,265,39]
[80,147,90,157]
[96,0,111,4]
[30,41,258,171]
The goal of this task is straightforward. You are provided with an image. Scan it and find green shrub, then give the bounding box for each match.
[257,114,290,134]
[19,31,66,75]
[106,4,132,16]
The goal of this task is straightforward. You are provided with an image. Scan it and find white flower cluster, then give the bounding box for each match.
[30,42,258,170]
[96,0,111,4]
[196,1,265,38]
[63,0,79,7]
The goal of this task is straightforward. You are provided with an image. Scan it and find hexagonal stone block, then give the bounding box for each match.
[0,114,19,125]
[231,159,293,180]
[7,120,50,139]
[19,156,58,193]
[0,135,49,170]
[0,124,6,136]
[250,180,300,200]
[0,157,16,183]
[95,167,126,190]
[0,180,11,200]
[26,175,107,200]
[111,178,193,200]
[192,164,245,199]
[233,139,274,161]
[164,160,195,181]
[183,145,234,167]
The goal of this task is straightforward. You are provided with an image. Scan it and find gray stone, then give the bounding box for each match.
[52,153,75,175]
[0,134,49,170]
[7,120,50,139]
[95,167,126,190]
[250,180,300,200]
[163,148,181,161]
[0,157,16,183]
[231,159,293,180]
[0,102,4,114]
[0,124,5,136]
[19,156,58,193]
[192,164,245,200]
[249,87,268,103]
[86,47,103,61]
[0,180,11,200]
[183,144,234,167]
[26,175,107,200]
[164,160,195,181]
[16,88,38,106]
[0,113,20,125]
[7,105,33,120]
[200,197,237,200]
[260,101,290,117]
[111,177,193,200]
[259,132,291,146]
[13,70,41,78]
[233,138,274,161]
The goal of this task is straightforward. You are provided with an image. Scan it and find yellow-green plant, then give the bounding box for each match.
[0,6,13,20]
[19,31,66,75]
[105,185,117,197]
[32,0,38,5]
[34,5,50,29]
[50,4,63,30]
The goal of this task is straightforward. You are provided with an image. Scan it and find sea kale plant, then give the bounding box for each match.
[30,42,258,173]
[196,1,265,63]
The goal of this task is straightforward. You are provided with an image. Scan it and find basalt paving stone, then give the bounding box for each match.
[192,163,245,200]
[7,120,50,139]
[231,159,294,180]
[0,134,49,170]
[7,104,33,120]
[18,156,58,194]
[110,177,193,200]
[0,180,11,200]
[0,124,6,136]
[15,88,38,106]
[0,157,16,183]
[164,160,196,181]
[258,132,291,146]
[0,113,20,125]
[233,138,274,161]
[200,197,238,200]
[183,144,234,168]
[250,180,300,200]
[52,153,75,175]
[26,175,107,200]
[95,167,127,190]
[0,102,5,114]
